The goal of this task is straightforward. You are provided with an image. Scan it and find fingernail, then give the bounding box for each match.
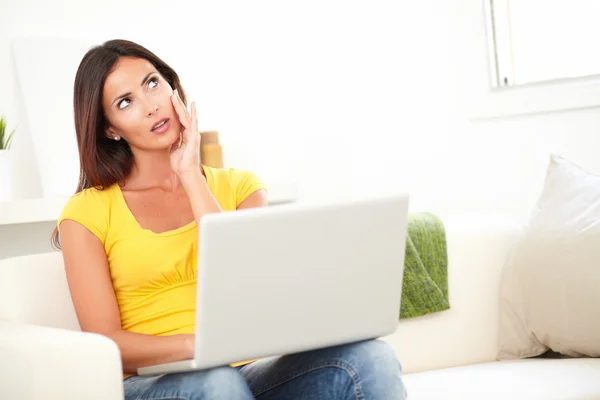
[174,89,178,95]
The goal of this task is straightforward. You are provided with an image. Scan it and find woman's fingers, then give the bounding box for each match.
[176,89,188,114]
[170,99,188,131]
[171,89,199,146]
[190,102,198,141]
[175,89,191,126]
[171,91,190,129]
[171,89,190,131]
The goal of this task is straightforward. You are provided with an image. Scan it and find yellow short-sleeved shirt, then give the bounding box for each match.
[57,165,267,375]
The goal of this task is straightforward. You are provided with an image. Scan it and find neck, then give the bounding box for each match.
[127,148,178,191]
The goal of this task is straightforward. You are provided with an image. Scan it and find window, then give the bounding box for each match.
[487,0,600,88]
[469,0,600,119]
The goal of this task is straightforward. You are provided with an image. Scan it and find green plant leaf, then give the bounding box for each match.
[5,127,16,150]
[0,116,15,150]
[0,116,6,148]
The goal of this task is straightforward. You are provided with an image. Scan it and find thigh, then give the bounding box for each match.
[124,366,254,400]
[239,339,407,400]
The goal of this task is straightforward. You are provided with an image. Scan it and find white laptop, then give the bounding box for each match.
[138,193,409,375]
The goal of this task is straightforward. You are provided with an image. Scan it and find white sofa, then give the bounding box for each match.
[1,214,599,399]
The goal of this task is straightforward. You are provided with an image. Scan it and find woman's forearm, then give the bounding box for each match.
[107,330,194,373]
[179,169,222,225]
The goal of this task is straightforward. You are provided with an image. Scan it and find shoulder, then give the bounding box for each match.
[61,185,114,213]
[202,165,263,186]
[228,168,264,188]
[202,165,267,207]
[58,185,116,243]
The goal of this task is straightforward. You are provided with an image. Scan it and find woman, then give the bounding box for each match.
[53,39,406,400]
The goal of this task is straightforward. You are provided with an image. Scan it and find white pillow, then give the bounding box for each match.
[498,154,600,359]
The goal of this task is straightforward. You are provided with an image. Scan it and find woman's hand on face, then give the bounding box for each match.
[169,89,201,177]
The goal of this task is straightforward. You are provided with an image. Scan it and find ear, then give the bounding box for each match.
[105,125,119,141]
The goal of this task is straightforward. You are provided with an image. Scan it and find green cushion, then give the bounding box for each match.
[399,212,450,319]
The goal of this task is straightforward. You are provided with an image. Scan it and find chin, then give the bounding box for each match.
[153,126,180,148]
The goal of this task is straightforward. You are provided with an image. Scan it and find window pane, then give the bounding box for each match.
[510,0,600,85]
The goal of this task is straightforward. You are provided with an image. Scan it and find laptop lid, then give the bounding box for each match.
[193,193,409,369]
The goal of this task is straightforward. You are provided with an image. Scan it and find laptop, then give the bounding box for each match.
[137,193,409,376]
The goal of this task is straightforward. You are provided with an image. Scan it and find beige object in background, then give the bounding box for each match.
[200,131,223,168]
[498,154,600,360]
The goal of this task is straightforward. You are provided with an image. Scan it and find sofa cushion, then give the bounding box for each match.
[498,154,600,359]
[402,358,600,399]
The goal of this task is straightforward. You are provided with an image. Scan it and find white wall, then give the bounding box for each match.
[2,0,600,229]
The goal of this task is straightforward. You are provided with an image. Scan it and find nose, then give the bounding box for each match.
[147,104,158,117]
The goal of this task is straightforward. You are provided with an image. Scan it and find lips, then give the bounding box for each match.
[151,118,170,134]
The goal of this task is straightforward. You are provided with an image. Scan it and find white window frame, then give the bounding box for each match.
[486,0,515,88]
[468,0,600,120]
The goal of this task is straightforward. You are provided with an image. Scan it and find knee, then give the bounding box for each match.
[337,340,406,399]
[345,340,401,374]
[176,366,253,400]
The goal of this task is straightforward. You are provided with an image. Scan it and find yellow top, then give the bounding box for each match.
[57,165,267,375]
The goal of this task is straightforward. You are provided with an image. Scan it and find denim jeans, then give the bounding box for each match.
[123,339,407,399]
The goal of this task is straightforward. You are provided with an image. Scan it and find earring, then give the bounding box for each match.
[114,135,120,141]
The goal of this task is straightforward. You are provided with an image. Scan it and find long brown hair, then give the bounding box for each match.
[51,39,187,249]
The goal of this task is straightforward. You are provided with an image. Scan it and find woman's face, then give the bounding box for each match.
[102,56,181,151]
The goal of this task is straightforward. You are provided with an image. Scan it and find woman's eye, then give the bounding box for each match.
[118,98,131,110]
[149,77,158,89]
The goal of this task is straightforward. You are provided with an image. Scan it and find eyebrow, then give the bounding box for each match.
[112,72,157,106]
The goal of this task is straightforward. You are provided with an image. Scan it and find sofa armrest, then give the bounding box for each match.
[0,321,124,400]
[382,213,523,374]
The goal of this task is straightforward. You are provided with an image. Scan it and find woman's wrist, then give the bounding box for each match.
[179,334,195,359]
[178,166,223,222]
[178,167,205,191]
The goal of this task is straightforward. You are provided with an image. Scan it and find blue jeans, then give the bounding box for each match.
[123,339,407,399]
